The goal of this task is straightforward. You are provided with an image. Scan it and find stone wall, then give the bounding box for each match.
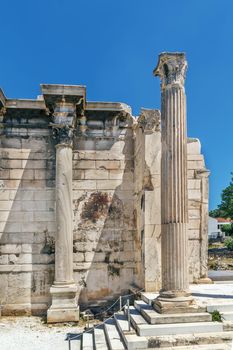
[0,110,56,315]
[0,89,209,316]
[72,128,140,305]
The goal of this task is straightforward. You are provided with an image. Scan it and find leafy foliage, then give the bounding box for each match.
[211,310,222,322]
[224,238,233,251]
[209,173,233,220]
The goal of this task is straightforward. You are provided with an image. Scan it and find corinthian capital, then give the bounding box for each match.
[153,52,187,89]
[138,108,161,133]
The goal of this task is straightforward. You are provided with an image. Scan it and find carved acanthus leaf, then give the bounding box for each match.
[154,53,187,88]
[138,108,161,133]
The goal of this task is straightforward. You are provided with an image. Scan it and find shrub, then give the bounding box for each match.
[211,310,222,322]
[224,238,233,251]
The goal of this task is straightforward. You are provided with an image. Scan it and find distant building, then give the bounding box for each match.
[208,217,232,239]
[208,216,220,239]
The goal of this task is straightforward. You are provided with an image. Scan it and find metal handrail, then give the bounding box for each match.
[65,287,144,349]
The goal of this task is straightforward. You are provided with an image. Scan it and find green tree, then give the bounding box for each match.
[209,173,233,220]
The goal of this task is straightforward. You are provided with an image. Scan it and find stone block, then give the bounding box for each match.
[73,252,85,263]
[25,160,46,169]
[0,169,10,179]
[0,211,10,222]
[188,189,201,201]
[188,179,201,189]
[188,229,200,239]
[0,190,10,200]
[187,170,195,178]
[22,200,47,211]
[33,190,55,201]
[96,160,121,170]
[73,180,96,190]
[0,244,22,254]
[17,190,34,201]
[0,274,8,303]
[20,180,46,189]
[189,219,200,230]
[188,209,200,219]
[188,160,205,170]
[109,170,124,180]
[0,255,8,264]
[34,169,50,180]
[187,138,201,154]
[2,180,21,189]
[96,180,122,190]
[7,211,34,222]
[73,170,85,180]
[85,169,109,180]
[8,272,32,289]
[85,252,95,262]
[4,222,21,233]
[74,160,95,169]
[9,169,24,180]
[34,211,55,222]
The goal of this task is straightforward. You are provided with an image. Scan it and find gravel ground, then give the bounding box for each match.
[0,316,84,350]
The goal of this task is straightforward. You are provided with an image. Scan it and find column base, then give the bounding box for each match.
[47,284,79,323]
[153,294,203,314]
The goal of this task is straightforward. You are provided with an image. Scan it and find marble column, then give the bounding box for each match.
[47,104,79,323]
[153,53,196,313]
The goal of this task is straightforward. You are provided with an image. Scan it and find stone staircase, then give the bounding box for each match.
[69,293,233,349]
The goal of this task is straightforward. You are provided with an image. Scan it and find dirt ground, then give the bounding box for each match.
[0,316,84,350]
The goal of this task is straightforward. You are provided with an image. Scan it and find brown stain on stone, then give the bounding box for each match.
[81,192,110,223]
[80,192,123,225]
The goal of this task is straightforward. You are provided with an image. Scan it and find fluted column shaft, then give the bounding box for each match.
[154,53,190,299]
[55,144,74,284]
[161,84,189,294]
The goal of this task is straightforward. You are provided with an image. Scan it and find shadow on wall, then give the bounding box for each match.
[0,131,56,316]
[72,125,144,306]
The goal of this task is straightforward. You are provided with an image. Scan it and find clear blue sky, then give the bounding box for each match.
[0,0,232,210]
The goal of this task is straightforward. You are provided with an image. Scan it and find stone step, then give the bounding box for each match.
[152,344,232,350]
[207,304,233,313]
[94,325,108,350]
[223,312,233,321]
[104,318,125,350]
[140,292,158,306]
[114,312,148,350]
[134,300,211,324]
[82,332,94,350]
[147,331,233,348]
[72,338,81,349]
[137,321,223,337]
[125,306,148,329]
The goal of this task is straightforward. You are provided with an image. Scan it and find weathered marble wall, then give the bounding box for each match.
[0,113,56,315]
[0,97,209,315]
[72,124,141,305]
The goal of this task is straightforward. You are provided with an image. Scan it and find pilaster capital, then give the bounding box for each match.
[138,108,161,133]
[153,52,187,89]
[41,84,86,146]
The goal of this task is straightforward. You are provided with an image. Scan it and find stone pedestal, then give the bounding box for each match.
[153,53,197,313]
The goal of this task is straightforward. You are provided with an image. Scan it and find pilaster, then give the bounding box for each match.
[41,85,86,323]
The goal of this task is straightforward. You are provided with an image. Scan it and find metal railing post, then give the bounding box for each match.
[68,339,71,350]
[119,296,122,311]
[127,299,130,331]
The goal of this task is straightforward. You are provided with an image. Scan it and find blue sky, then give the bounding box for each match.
[0,0,232,210]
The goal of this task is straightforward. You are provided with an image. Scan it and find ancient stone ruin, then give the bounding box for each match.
[0,52,209,322]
